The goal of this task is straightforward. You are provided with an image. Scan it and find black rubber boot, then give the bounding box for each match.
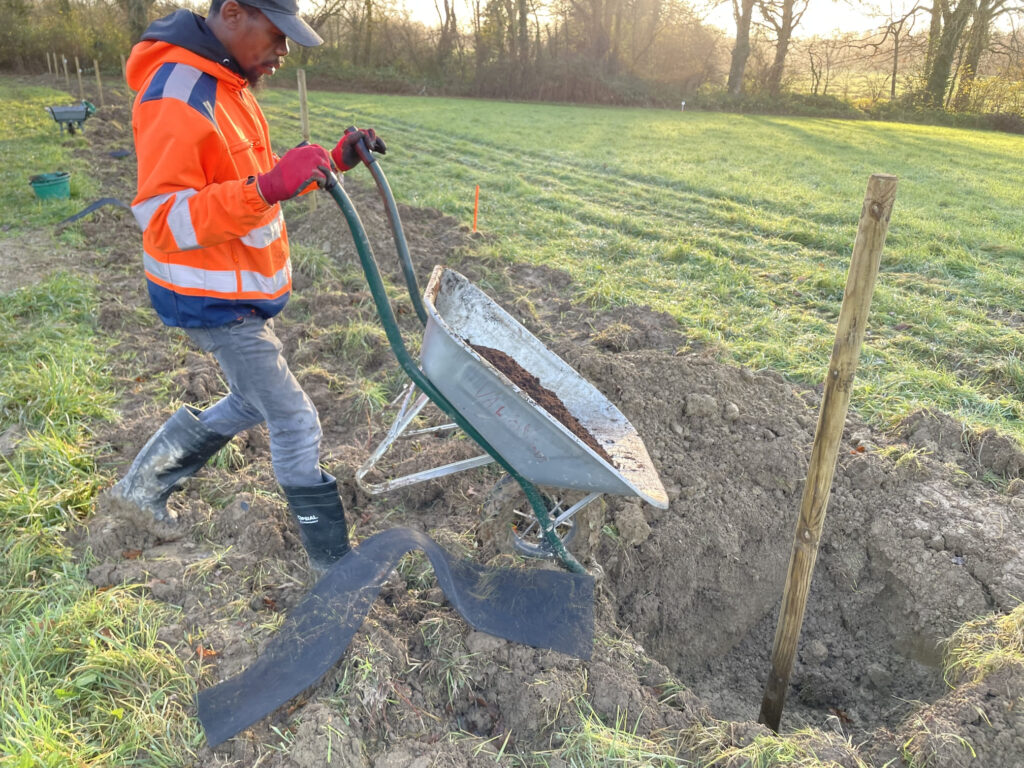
[110,405,233,523]
[281,470,351,576]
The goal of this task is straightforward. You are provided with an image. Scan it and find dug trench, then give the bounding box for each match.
[53,100,1024,766]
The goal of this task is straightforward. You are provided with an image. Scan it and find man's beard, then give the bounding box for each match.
[246,71,266,89]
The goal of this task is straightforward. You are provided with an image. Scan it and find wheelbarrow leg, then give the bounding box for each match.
[355,381,496,495]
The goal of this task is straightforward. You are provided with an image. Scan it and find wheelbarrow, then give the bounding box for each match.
[45,100,96,135]
[327,138,668,573]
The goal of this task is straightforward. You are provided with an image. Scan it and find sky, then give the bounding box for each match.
[395,0,914,39]
[703,1,912,38]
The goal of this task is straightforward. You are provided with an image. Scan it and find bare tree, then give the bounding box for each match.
[853,3,928,99]
[953,0,1014,109]
[116,0,157,42]
[293,0,352,65]
[923,0,978,106]
[758,0,808,94]
[805,34,850,94]
[727,0,756,93]
[435,0,459,70]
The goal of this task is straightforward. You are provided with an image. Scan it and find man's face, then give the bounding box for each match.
[229,6,290,86]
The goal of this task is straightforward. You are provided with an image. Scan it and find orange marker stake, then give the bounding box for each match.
[473,185,479,232]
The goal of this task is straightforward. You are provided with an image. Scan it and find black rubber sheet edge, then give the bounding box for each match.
[56,197,129,227]
[196,527,594,747]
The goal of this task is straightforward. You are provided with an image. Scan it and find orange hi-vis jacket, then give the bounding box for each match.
[127,12,291,328]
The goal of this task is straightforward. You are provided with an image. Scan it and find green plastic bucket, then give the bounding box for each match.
[29,171,71,200]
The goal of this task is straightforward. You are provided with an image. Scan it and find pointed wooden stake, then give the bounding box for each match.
[94,59,104,106]
[758,173,898,733]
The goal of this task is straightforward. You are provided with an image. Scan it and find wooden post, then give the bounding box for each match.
[120,53,128,85]
[758,173,898,733]
[62,56,70,89]
[46,52,52,75]
[94,59,104,107]
[74,56,84,100]
[54,52,60,81]
[297,69,311,142]
[297,69,316,211]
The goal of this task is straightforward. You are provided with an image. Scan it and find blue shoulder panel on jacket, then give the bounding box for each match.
[140,62,175,104]
[140,63,217,124]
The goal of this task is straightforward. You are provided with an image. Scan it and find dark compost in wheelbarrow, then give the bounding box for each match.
[468,342,616,467]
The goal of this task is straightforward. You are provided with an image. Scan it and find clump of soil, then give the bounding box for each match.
[28,84,1024,767]
[469,341,616,467]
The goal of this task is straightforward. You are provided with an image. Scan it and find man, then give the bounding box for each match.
[113,0,385,575]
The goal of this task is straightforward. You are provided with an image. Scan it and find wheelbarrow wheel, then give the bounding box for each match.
[480,475,599,560]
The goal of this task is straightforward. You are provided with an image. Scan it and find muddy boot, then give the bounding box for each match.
[281,470,351,577]
[109,405,233,524]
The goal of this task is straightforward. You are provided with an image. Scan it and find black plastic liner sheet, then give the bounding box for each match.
[197,527,594,747]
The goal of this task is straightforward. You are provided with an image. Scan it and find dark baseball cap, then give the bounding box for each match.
[243,0,323,46]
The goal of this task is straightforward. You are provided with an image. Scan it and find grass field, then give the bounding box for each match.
[259,86,1024,450]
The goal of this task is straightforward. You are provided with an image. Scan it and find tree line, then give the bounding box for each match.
[3,0,1023,116]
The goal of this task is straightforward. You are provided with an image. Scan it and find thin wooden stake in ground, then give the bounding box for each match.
[758,173,898,733]
[94,59,104,107]
[74,56,84,100]
[297,69,316,211]
[296,68,311,142]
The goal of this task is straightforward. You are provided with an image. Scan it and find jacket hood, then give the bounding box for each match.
[126,10,246,91]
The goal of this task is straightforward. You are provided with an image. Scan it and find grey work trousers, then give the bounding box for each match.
[185,315,323,487]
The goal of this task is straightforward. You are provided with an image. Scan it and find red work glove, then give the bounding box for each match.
[331,126,387,172]
[256,144,332,206]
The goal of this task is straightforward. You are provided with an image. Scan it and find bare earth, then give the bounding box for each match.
[17,97,1022,766]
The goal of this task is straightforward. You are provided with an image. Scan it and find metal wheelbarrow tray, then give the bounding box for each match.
[422,265,666,507]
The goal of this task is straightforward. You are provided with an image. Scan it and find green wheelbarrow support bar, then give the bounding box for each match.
[323,157,586,575]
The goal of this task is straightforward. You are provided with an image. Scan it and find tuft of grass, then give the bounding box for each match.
[875,443,932,476]
[396,549,437,592]
[206,439,248,471]
[417,615,477,707]
[348,377,390,416]
[290,241,342,282]
[0,271,117,427]
[943,602,1024,686]
[556,702,681,767]
[898,715,977,768]
[335,320,388,358]
[331,629,398,731]
[686,720,871,768]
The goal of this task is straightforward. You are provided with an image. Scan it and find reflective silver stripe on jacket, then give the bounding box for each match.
[241,209,285,248]
[132,189,199,250]
[134,194,282,252]
[162,65,204,107]
[144,252,291,297]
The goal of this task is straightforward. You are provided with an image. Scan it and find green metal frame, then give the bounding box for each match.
[323,149,585,574]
